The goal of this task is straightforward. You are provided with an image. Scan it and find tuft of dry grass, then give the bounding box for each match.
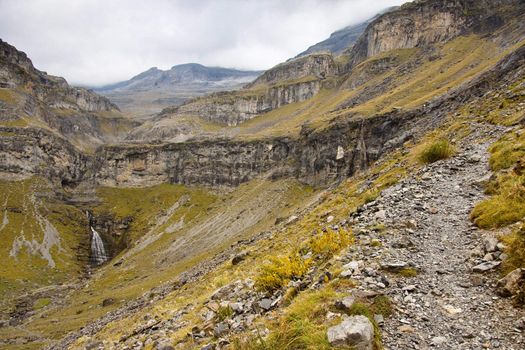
[418,139,455,164]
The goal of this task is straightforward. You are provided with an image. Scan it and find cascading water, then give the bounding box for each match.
[90,226,108,265]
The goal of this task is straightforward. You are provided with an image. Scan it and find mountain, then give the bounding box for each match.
[2,0,525,349]
[96,63,262,119]
[0,38,133,152]
[294,6,398,58]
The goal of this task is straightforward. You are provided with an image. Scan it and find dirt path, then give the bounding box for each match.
[351,123,524,349]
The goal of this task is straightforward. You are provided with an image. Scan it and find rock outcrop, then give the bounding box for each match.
[0,39,117,113]
[347,0,522,67]
[247,54,337,88]
[168,79,322,126]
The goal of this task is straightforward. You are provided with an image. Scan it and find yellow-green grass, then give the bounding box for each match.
[417,139,456,164]
[0,178,86,312]
[232,287,341,350]
[21,179,314,345]
[0,88,19,105]
[471,128,525,229]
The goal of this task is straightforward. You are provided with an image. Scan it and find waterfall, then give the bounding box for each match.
[90,226,108,265]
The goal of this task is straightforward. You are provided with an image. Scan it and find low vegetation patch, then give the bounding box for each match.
[309,228,354,261]
[255,253,311,292]
[232,288,339,350]
[471,129,525,229]
[417,139,455,164]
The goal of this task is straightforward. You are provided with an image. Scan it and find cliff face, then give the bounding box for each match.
[0,127,89,185]
[247,54,337,88]
[171,79,322,126]
[348,0,522,66]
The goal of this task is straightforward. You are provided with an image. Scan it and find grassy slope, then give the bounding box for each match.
[232,35,519,140]
[0,178,86,315]
[73,117,478,349]
[1,178,314,348]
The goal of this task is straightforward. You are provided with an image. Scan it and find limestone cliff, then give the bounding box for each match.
[164,79,322,127]
[347,0,523,67]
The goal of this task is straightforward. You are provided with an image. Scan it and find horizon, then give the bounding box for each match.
[0,0,408,86]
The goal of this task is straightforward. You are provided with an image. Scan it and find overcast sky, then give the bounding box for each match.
[0,0,408,86]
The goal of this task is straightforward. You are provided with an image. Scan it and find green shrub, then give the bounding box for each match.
[418,139,455,164]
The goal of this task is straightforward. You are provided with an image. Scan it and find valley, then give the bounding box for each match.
[0,0,525,349]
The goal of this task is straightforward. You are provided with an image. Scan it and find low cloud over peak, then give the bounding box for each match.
[0,0,407,86]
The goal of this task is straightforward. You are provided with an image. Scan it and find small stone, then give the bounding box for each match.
[473,261,500,272]
[335,296,356,311]
[374,314,384,326]
[431,336,448,346]
[398,325,415,333]
[483,236,499,253]
[374,210,387,221]
[231,252,248,265]
[213,322,229,337]
[381,261,408,272]
[85,341,104,350]
[327,215,335,223]
[402,284,417,292]
[327,315,374,350]
[482,253,494,262]
[229,302,244,313]
[259,298,273,311]
[158,345,175,350]
[443,304,462,315]
[101,298,115,307]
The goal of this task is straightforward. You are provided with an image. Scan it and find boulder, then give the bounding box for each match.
[327,315,374,350]
[483,236,499,253]
[497,268,524,297]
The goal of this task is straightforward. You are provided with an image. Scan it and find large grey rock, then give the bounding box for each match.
[483,236,499,253]
[497,268,524,297]
[327,315,374,349]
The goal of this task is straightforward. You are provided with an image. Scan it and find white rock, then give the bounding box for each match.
[483,236,499,253]
[327,315,374,350]
[336,146,345,160]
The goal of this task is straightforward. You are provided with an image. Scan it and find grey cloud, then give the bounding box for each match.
[0,0,408,86]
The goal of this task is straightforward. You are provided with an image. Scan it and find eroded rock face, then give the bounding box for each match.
[0,39,118,113]
[94,110,417,187]
[170,79,322,126]
[0,127,89,184]
[347,0,519,67]
[247,54,337,87]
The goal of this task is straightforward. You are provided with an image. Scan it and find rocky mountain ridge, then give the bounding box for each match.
[95,64,262,120]
[293,6,398,59]
[1,0,525,349]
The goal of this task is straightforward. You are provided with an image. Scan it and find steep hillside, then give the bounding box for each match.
[1,1,525,349]
[0,39,134,152]
[96,64,262,120]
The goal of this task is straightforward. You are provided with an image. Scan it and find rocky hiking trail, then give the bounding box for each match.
[349,122,525,349]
